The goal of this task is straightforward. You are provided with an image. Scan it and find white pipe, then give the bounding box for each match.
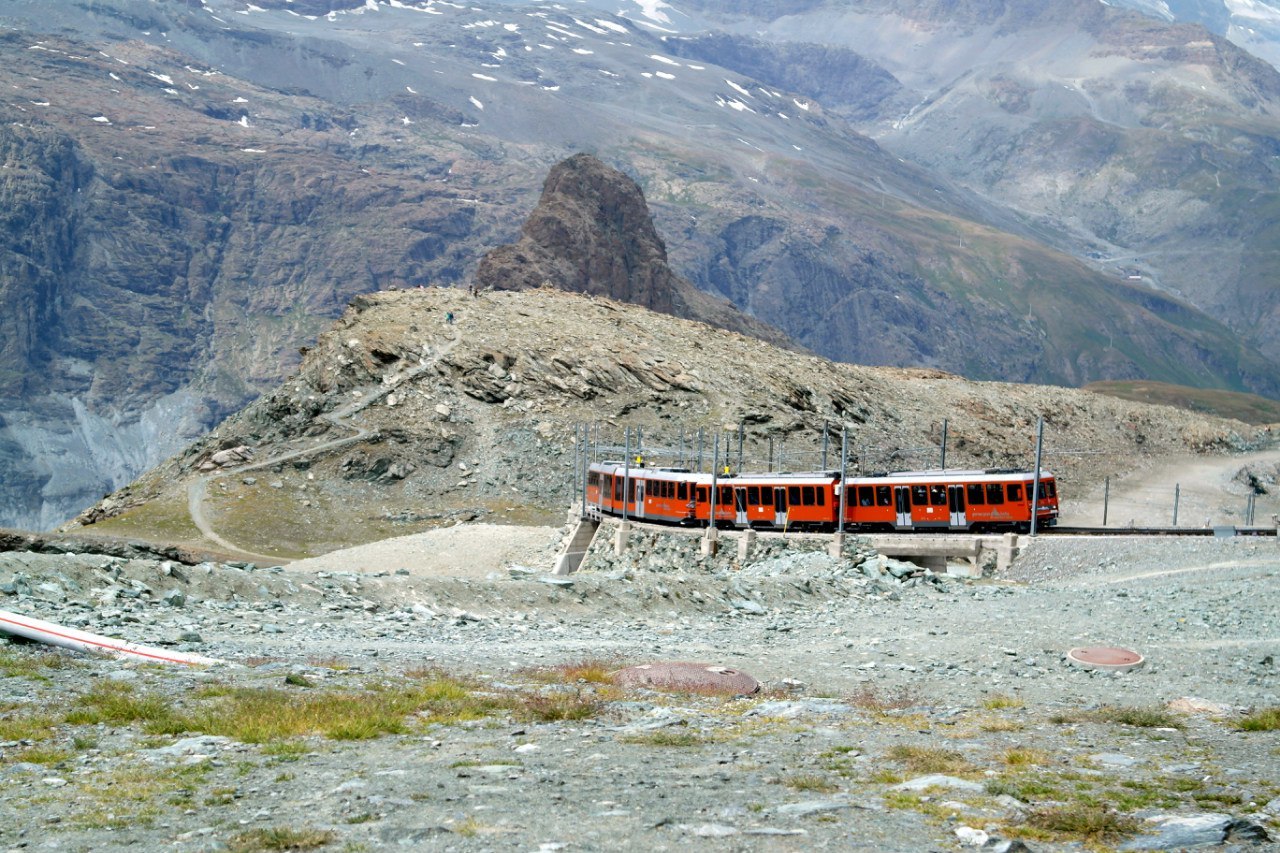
[0,608,223,667]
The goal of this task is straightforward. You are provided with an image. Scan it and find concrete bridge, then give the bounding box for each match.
[554,507,1022,577]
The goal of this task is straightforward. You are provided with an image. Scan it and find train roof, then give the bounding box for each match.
[846,468,1053,483]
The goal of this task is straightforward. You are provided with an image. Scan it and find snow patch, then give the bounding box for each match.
[595,18,629,34]
[148,72,174,85]
[469,95,484,110]
[472,73,497,81]
[655,70,674,79]
[726,79,752,97]
[793,98,811,111]
[573,48,594,55]
[650,53,681,66]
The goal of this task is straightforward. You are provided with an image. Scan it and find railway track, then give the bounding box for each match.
[1042,525,1276,537]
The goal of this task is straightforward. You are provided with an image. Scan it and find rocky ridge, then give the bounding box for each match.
[69,286,1276,562]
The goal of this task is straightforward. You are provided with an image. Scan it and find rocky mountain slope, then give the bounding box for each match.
[68,286,1274,562]
[4,0,1280,531]
[678,0,1280,363]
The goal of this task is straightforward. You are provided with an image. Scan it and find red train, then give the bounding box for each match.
[585,463,1058,533]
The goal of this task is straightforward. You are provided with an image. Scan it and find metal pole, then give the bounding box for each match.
[940,418,948,470]
[622,428,631,523]
[838,426,848,534]
[697,428,704,473]
[637,427,644,463]
[678,429,685,469]
[709,434,720,528]
[584,423,591,514]
[1173,483,1180,527]
[737,421,744,473]
[822,421,829,470]
[1029,416,1044,537]
[1102,476,1110,526]
[768,437,774,473]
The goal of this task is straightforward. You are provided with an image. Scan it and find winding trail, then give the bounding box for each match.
[185,329,463,562]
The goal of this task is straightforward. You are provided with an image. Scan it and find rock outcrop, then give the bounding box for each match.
[475,154,794,348]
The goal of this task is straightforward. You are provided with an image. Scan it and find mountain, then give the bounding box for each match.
[68,286,1272,560]
[475,152,794,347]
[2,0,1280,530]
[671,0,1280,365]
[1109,0,1280,69]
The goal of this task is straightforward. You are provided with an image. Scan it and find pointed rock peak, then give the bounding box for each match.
[475,153,794,347]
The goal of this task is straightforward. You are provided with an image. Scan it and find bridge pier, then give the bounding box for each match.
[737,529,756,563]
[701,526,719,557]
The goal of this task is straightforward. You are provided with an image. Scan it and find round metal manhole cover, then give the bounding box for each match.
[613,662,760,695]
[1066,646,1145,672]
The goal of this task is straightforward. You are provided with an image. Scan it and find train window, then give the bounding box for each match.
[876,486,892,506]
[628,479,636,502]
[859,486,875,506]
[1041,480,1056,498]
[929,485,946,505]
[802,486,815,506]
[1007,483,1023,502]
[678,482,688,501]
[720,486,733,505]
[789,486,801,504]
[696,486,706,502]
[614,477,622,501]
[967,483,984,505]
[817,487,825,506]
[986,483,1004,504]
[664,480,673,498]
[911,485,927,505]
[747,486,759,505]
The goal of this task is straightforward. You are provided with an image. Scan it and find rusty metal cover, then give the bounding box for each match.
[613,661,760,695]
[1066,646,1145,672]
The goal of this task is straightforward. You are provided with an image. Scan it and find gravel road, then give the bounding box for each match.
[0,526,1278,852]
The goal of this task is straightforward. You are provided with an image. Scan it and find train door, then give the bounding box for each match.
[733,487,748,527]
[634,479,645,520]
[947,485,967,529]
[773,487,788,528]
[894,486,912,529]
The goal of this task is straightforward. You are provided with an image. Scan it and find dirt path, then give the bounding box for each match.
[184,329,463,561]
[1059,448,1280,528]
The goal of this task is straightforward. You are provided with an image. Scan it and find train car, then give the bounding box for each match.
[587,462,713,525]
[696,473,839,530]
[841,469,1058,532]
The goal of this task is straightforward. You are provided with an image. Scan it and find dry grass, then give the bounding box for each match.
[620,729,706,747]
[1000,747,1051,767]
[227,826,336,851]
[525,658,622,685]
[783,773,838,793]
[1052,705,1182,729]
[885,745,974,775]
[982,693,1024,710]
[846,684,921,713]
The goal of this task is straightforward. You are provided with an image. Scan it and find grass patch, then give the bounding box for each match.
[526,659,621,685]
[7,745,71,765]
[1238,707,1280,731]
[1020,803,1139,842]
[0,711,57,743]
[620,730,705,747]
[886,745,974,775]
[227,826,336,852]
[514,691,600,723]
[69,763,210,830]
[64,681,177,728]
[986,775,1071,801]
[1000,748,1050,767]
[982,693,1024,710]
[1053,705,1183,729]
[783,774,838,793]
[0,646,73,679]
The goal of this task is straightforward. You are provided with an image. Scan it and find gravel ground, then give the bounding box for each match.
[0,529,1278,852]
